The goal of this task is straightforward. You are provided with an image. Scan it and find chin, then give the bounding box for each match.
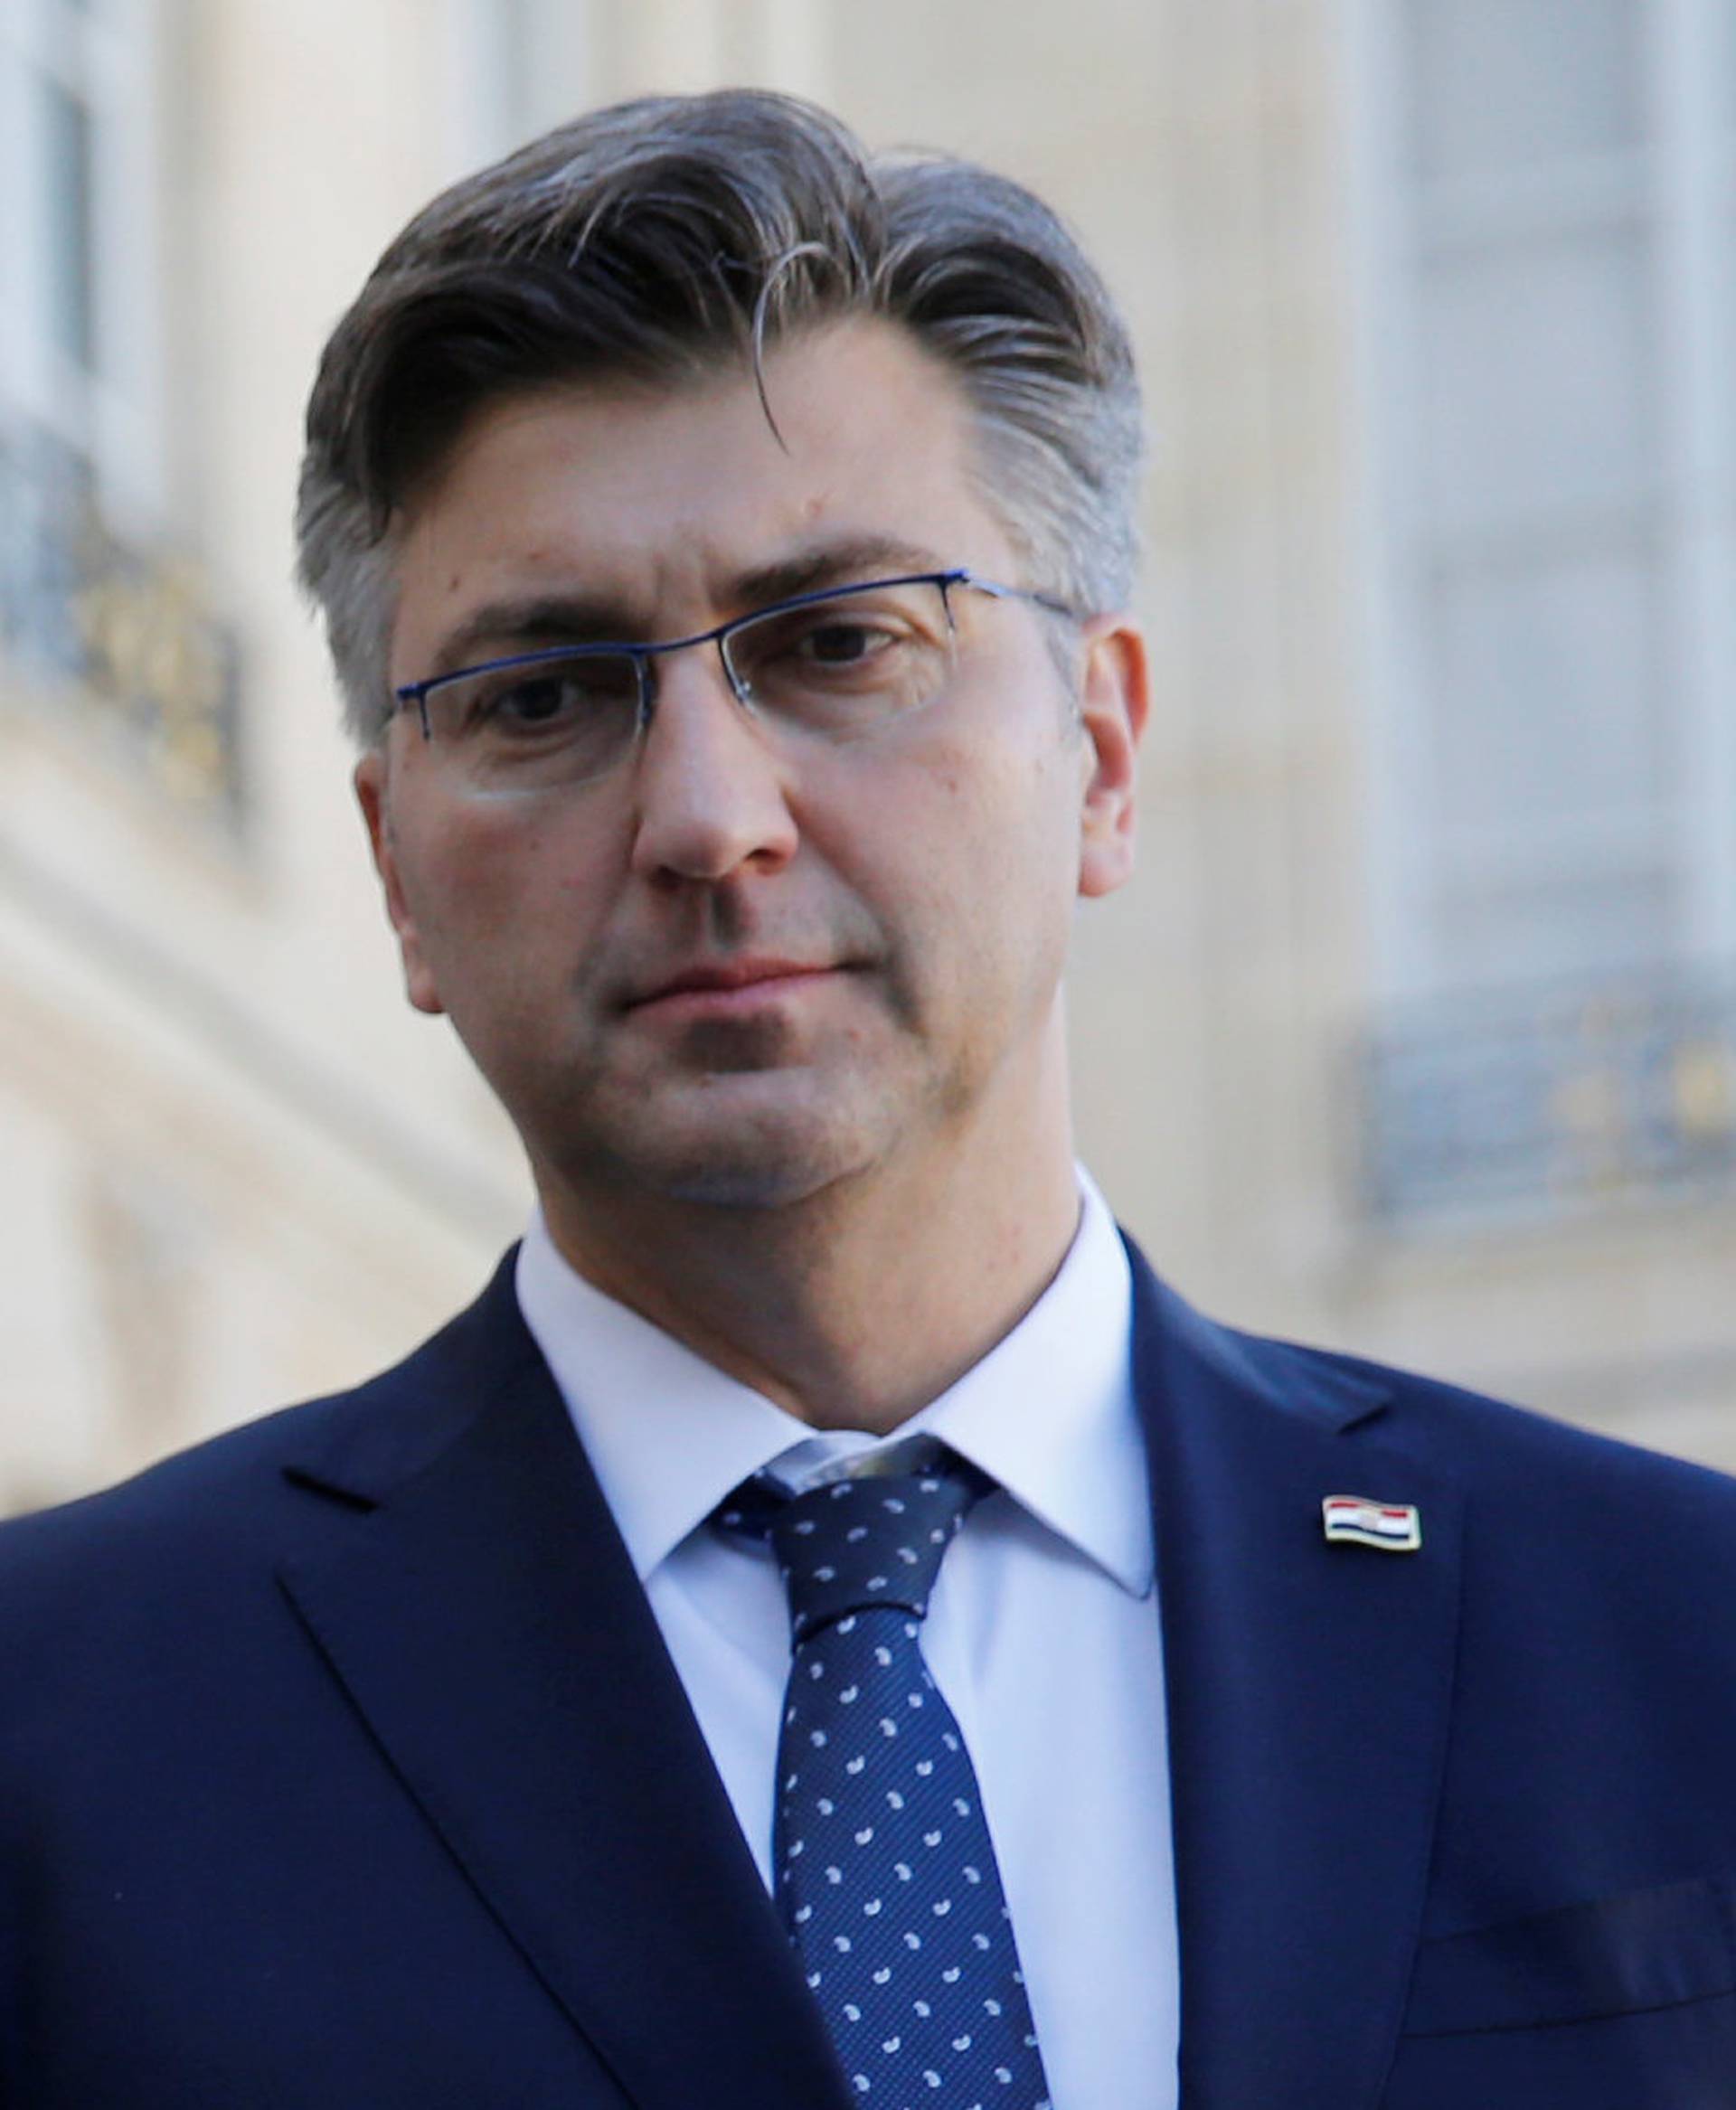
[542,1073,895,1215]
[651,1107,884,1211]
[656,1159,846,1210]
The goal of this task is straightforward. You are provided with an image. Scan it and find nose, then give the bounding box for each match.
[627,648,799,885]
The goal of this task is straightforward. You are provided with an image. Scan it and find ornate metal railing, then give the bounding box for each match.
[0,420,244,824]
[1358,970,1736,1227]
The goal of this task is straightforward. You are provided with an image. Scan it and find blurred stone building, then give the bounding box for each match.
[3,0,1733,1512]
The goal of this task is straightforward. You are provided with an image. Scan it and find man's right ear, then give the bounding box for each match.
[354,752,446,1016]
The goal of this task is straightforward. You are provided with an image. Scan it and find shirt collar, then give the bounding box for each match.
[514,1170,1150,1600]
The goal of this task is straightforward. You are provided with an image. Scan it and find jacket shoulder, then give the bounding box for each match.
[1286,1329,1735,1495]
[1130,1234,1736,1520]
[0,1252,525,1622]
[1226,1323,1736,1596]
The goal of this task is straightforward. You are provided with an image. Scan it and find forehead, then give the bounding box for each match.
[388,319,1017,675]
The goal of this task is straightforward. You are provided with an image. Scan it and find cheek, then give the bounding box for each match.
[869,739,1074,975]
[948,722,1081,877]
[401,802,602,968]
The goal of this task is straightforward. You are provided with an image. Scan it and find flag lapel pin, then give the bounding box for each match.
[1322,1494,1422,1553]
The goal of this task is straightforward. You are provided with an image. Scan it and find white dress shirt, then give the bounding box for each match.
[515,1173,1180,2109]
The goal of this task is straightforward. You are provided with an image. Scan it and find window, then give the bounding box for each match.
[0,0,242,825]
[0,0,165,511]
[1351,0,1736,1220]
[1355,0,1736,994]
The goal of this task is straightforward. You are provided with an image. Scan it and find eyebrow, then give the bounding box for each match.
[727,533,943,612]
[422,532,948,678]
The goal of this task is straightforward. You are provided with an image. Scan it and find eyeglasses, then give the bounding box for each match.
[392,569,1073,793]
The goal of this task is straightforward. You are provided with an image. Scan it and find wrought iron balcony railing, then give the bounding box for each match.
[0,419,244,825]
[1358,970,1736,1227]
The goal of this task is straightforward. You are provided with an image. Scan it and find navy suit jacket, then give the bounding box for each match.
[5,1239,1736,2107]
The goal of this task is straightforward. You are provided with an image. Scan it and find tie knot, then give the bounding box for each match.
[722,1460,985,1645]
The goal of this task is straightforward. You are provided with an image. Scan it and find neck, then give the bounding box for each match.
[535,1063,1082,1435]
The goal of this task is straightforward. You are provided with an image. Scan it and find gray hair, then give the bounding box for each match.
[296,89,1143,745]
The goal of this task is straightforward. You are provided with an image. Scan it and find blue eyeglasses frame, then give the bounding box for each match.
[391,567,1077,735]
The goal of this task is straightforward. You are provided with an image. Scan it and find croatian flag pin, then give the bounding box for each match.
[1322,1494,1421,1553]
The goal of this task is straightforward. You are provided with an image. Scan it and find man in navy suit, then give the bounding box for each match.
[5,89,1736,2108]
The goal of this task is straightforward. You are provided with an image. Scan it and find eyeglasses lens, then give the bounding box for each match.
[423,655,642,790]
[724,580,957,733]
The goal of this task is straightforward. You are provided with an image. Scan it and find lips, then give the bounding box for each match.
[625,958,841,1013]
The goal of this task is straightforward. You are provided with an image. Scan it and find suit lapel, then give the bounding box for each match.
[1128,1248,1464,2110]
[271,1238,1459,2108]
[278,1265,851,2110]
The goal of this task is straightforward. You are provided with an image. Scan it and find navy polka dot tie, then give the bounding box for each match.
[720,1457,1052,2108]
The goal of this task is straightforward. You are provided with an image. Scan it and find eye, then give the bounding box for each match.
[727,587,953,727]
[485,673,586,727]
[455,654,638,738]
[745,609,915,689]
[791,617,900,669]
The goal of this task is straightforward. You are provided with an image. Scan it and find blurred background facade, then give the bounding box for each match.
[3,0,1734,1512]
